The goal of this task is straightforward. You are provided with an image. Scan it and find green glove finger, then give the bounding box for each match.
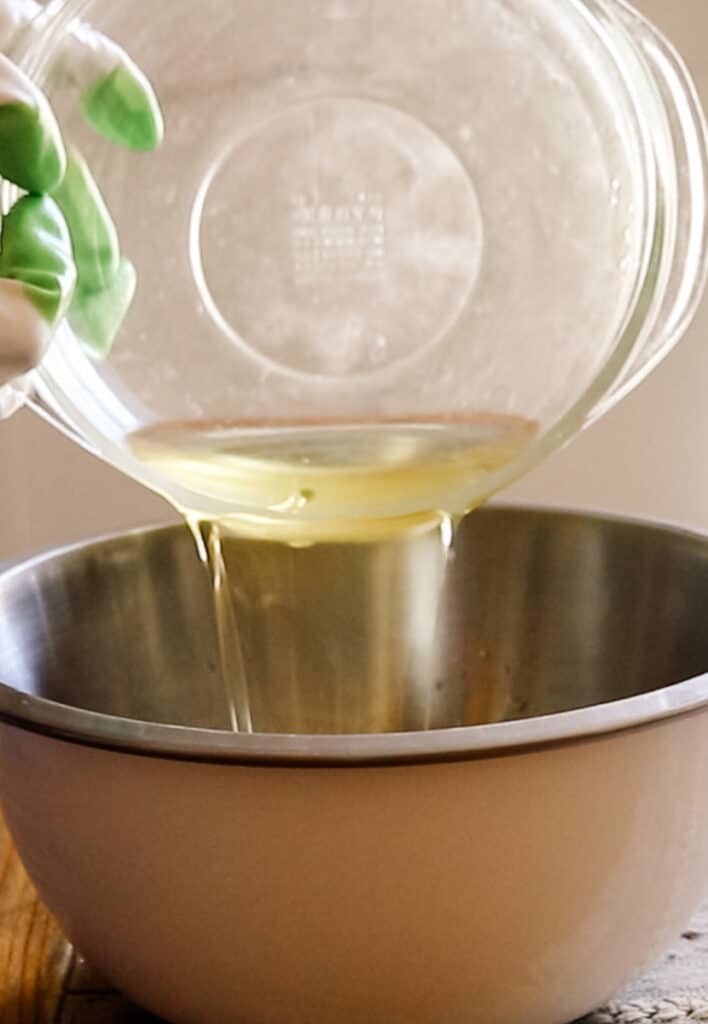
[81,61,163,152]
[0,54,66,193]
[0,195,76,325]
[65,23,163,152]
[69,257,136,360]
[53,147,120,293]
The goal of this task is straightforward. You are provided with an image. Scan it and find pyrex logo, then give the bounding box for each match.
[290,192,387,285]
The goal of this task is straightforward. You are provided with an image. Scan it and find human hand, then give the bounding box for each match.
[0,0,162,417]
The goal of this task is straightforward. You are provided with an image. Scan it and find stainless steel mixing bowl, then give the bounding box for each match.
[0,508,707,1024]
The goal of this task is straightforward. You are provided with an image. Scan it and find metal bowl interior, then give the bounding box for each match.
[0,507,707,764]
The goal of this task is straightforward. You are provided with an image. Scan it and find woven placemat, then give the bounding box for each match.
[583,907,708,1022]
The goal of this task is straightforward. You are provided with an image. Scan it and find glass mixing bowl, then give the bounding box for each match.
[5,0,708,526]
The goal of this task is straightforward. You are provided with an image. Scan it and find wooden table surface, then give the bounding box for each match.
[0,812,154,1024]
[0,806,705,1024]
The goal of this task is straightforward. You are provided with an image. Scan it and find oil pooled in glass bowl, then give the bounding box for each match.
[130,414,537,733]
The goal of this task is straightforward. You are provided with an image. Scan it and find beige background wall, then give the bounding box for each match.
[0,0,706,563]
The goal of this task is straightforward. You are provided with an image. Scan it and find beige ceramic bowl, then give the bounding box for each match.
[0,508,707,1024]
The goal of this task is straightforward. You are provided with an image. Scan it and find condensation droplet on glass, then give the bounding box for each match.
[371,334,389,365]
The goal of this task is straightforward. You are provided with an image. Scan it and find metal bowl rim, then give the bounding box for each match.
[1,506,707,767]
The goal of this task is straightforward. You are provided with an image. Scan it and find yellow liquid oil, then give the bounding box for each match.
[130,415,537,733]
